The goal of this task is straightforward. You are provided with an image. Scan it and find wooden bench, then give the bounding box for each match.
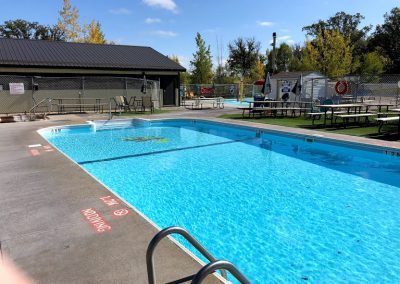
[335,113,376,127]
[375,116,400,133]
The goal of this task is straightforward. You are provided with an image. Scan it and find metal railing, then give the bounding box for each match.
[28,97,52,119]
[192,260,251,284]
[146,226,229,284]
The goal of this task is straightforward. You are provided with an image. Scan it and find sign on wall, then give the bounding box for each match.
[9,83,25,95]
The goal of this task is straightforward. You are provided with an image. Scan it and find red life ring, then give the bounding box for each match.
[335,81,348,95]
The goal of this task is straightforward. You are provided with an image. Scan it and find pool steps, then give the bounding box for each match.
[147,226,250,284]
[87,118,149,131]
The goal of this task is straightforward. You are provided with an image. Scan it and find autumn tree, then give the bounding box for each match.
[227,37,260,80]
[305,29,352,78]
[303,12,371,73]
[84,20,106,44]
[288,44,313,71]
[249,58,266,81]
[58,0,81,42]
[190,33,213,84]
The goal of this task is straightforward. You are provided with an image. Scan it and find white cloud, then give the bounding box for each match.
[145,18,162,24]
[143,0,178,13]
[278,35,291,41]
[257,21,275,27]
[269,35,295,45]
[109,8,132,15]
[150,30,178,37]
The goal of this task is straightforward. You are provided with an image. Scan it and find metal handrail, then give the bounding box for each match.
[191,260,251,284]
[146,226,228,284]
[29,97,52,114]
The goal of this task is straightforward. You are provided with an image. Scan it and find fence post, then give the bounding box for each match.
[31,76,35,108]
[125,77,128,97]
[82,76,85,97]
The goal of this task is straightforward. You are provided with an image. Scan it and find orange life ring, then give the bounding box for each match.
[335,81,348,95]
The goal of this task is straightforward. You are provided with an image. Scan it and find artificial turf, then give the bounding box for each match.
[114,109,174,116]
[219,113,400,141]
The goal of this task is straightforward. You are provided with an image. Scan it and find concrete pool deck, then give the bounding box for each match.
[1,108,399,283]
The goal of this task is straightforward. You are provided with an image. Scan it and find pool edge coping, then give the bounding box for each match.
[36,122,228,284]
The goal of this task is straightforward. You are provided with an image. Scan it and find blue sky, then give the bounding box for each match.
[1,0,398,69]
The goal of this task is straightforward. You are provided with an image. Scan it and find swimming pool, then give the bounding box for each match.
[224,98,253,106]
[39,119,400,283]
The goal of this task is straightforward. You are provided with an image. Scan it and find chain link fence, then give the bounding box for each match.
[325,74,400,104]
[183,74,400,106]
[0,75,161,114]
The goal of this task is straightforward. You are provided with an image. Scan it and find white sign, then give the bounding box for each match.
[398,81,400,88]
[9,83,25,95]
[0,85,3,91]
[281,80,291,93]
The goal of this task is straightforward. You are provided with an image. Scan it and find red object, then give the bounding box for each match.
[80,208,112,233]
[335,80,348,95]
[253,80,265,86]
[29,149,40,156]
[99,195,120,206]
[111,208,130,217]
[200,87,214,95]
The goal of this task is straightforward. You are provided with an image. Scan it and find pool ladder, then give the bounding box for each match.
[147,226,251,284]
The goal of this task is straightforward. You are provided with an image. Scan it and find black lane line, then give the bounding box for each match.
[78,137,257,165]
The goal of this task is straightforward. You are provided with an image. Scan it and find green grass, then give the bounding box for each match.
[114,109,174,116]
[219,113,400,141]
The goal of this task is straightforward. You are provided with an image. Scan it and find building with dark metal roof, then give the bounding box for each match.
[0,38,185,106]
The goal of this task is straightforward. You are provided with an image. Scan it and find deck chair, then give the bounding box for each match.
[114,96,131,113]
[139,96,154,113]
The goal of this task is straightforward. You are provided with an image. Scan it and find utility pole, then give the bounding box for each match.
[271,32,277,74]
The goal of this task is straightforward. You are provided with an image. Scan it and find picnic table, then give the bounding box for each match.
[316,103,364,125]
[375,108,400,133]
[364,102,395,113]
[240,100,312,117]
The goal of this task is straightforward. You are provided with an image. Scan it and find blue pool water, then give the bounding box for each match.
[225,98,253,106]
[40,119,400,283]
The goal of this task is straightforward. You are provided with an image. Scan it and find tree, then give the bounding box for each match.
[305,29,352,78]
[0,19,65,41]
[275,43,292,72]
[370,7,400,73]
[358,51,387,75]
[58,0,81,42]
[190,33,213,84]
[303,12,371,72]
[170,55,191,85]
[249,58,265,81]
[288,44,311,71]
[0,19,37,39]
[227,37,260,79]
[83,20,106,44]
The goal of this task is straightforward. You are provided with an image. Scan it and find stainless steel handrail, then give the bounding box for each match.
[29,97,52,114]
[191,260,251,284]
[146,226,228,284]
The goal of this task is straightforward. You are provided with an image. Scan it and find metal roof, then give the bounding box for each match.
[271,71,324,79]
[0,38,186,72]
